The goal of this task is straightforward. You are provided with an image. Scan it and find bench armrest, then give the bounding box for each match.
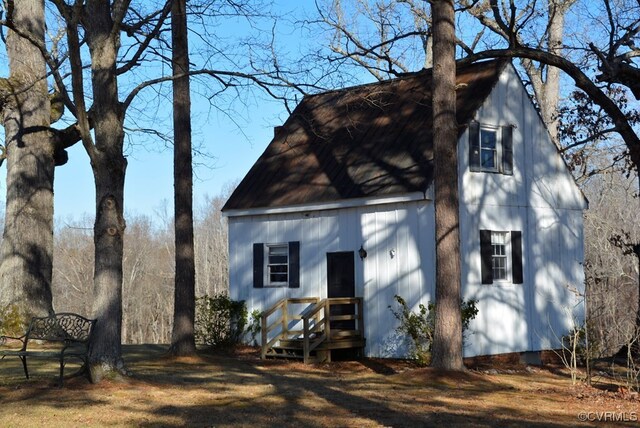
[0,334,26,347]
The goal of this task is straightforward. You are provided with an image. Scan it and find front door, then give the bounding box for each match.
[326,252,356,330]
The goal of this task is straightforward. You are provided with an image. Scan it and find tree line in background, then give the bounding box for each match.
[49,192,230,345]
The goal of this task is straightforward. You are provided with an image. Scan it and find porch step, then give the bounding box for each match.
[265,351,304,359]
[264,349,321,363]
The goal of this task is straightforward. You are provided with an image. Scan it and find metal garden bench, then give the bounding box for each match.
[0,312,96,386]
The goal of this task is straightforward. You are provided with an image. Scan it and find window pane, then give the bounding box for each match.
[270,273,288,282]
[491,232,508,281]
[270,265,287,273]
[269,255,288,264]
[267,244,289,284]
[481,150,495,168]
[269,246,287,256]
[481,130,497,149]
[480,129,497,169]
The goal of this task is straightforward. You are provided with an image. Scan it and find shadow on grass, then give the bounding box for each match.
[0,344,604,427]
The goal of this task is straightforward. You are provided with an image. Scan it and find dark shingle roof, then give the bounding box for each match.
[223,60,508,212]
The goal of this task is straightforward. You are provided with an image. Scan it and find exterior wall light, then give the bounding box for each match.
[358,245,368,260]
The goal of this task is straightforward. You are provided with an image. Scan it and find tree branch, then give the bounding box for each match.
[460,47,640,173]
[116,0,171,76]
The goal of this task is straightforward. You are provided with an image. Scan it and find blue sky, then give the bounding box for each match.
[52,97,286,223]
[1,1,313,225]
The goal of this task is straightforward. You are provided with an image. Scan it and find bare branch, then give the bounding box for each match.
[116,0,171,76]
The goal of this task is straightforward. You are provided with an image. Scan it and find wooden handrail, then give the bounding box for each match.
[302,299,328,363]
[262,296,364,362]
[262,299,286,319]
[262,297,321,359]
[261,299,287,359]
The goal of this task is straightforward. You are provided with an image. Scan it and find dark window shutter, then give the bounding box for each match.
[511,231,523,284]
[253,243,264,288]
[502,126,513,175]
[469,122,481,172]
[480,230,493,284]
[288,241,300,288]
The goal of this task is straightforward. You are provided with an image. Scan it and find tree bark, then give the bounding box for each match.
[170,0,197,356]
[430,0,464,371]
[0,0,55,322]
[82,0,128,381]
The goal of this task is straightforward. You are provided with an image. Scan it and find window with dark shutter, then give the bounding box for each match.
[470,123,515,175]
[267,244,289,285]
[480,230,524,285]
[255,241,301,288]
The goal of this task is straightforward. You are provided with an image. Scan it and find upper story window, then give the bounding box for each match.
[480,128,498,170]
[469,122,513,175]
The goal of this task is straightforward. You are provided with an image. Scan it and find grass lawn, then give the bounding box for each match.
[0,344,638,427]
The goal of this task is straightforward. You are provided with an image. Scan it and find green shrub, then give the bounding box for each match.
[0,304,25,336]
[195,294,247,347]
[247,309,262,346]
[389,295,479,366]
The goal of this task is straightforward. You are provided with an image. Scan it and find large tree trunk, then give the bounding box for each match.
[430,0,464,371]
[84,0,128,382]
[0,0,55,322]
[170,0,197,356]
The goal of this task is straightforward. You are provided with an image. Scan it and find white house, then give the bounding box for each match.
[222,59,587,360]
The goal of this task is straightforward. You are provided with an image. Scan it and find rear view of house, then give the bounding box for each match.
[222,59,587,361]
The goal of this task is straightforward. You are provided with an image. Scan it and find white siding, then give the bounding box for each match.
[228,200,436,358]
[458,64,586,357]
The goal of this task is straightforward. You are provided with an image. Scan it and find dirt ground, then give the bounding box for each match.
[0,345,638,427]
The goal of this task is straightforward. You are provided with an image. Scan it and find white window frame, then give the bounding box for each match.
[491,231,511,283]
[479,126,502,173]
[265,243,289,287]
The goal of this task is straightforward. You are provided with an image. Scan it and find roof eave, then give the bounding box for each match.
[222,191,430,217]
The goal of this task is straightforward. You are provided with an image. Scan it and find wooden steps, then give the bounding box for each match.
[266,334,366,363]
[261,297,365,364]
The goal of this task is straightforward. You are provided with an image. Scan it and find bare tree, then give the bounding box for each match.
[462,0,578,145]
[461,0,640,175]
[121,215,173,344]
[431,0,464,371]
[312,0,433,80]
[0,0,55,321]
[583,173,639,355]
[52,217,94,316]
[194,192,231,297]
[170,0,196,357]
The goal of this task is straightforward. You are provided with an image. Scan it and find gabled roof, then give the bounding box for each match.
[223,59,509,212]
